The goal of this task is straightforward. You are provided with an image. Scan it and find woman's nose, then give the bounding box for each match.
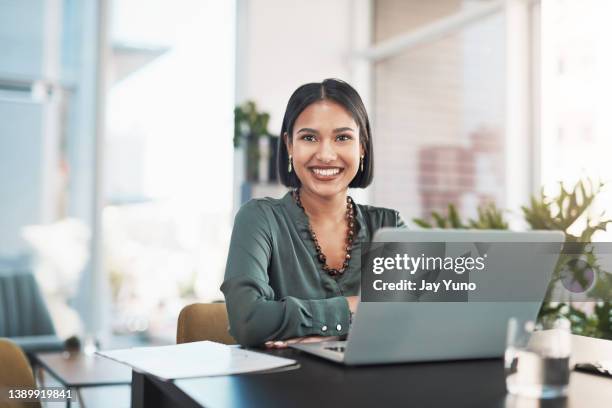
[316,140,337,163]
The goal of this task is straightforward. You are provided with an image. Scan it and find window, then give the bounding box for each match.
[541,0,612,240]
[103,0,235,339]
[371,0,511,224]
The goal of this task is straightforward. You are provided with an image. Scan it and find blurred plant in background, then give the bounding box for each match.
[233,100,270,148]
[413,201,508,230]
[522,179,612,339]
[413,178,612,339]
[234,101,272,182]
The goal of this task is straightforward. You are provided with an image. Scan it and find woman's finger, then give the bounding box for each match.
[267,336,336,348]
[265,340,289,349]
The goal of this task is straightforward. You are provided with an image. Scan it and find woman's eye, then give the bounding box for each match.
[301,134,316,142]
[336,134,353,142]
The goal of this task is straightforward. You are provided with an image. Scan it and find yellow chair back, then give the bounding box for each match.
[0,338,41,408]
[176,303,236,345]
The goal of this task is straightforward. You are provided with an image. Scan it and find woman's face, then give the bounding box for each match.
[286,100,363,199]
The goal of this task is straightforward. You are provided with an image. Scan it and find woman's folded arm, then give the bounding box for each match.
[221,276,349,347]
[221,200,349,347]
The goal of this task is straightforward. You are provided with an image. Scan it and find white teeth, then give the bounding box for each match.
[312,168,340,176]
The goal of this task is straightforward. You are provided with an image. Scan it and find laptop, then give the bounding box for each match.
[290,229,565,365]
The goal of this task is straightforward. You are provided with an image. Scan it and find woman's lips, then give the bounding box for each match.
[309,167,344,181]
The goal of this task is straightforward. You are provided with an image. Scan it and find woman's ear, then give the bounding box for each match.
[283,132,292,156]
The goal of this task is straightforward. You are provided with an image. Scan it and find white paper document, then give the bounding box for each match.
[97,341,297,380]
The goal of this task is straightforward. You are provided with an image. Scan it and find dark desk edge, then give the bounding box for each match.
[33,353,132,388]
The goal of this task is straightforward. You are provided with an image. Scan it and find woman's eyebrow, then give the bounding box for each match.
[296,127,355,134]
[297,128,318,134]
[333,127,354,133]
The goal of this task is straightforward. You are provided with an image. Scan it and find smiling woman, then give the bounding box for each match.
[278,79,373,190]
[288,103,362,198]
[221,79,405,347]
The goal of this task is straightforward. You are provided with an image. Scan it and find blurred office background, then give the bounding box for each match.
[0,0,610,346]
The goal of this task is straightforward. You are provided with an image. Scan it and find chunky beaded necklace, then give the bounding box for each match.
[293,189,356,277]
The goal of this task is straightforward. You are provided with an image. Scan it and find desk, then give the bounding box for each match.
[34,351,132,407]
[131,345,612,408]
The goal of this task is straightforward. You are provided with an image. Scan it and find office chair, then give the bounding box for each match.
[176,303,236,345]
[0,338,41,408]
[0,264,64,354]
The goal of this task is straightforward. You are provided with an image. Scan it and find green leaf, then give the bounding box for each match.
[448,204,465,229]
[234,100,273,147]
[432,212,447,228]
[413,218,433,229]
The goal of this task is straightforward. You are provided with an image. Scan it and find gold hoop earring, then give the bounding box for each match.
[360,155,365,172]
[288,155,293,173]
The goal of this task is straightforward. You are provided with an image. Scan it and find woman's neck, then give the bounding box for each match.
[298,187,348,223]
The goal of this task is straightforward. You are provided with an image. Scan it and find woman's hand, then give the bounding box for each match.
[265,336,340,349]
[345,296,359,313]
[264,297,357,349]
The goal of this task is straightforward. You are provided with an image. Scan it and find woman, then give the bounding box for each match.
[221,78,405,348]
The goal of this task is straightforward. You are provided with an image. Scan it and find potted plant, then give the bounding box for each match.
[413,178,612,339]
[234,101,272,182]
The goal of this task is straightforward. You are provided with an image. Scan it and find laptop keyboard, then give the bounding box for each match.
[324,346,346,353]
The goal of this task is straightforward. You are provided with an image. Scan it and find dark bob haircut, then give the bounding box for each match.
[278,78,374,188]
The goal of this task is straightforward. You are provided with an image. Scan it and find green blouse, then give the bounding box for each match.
[221,191,405,346]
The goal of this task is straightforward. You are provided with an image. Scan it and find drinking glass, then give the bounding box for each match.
[505,317,571,399]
